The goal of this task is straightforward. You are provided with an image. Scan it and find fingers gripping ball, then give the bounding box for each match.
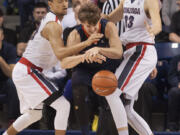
[92,70,118,96]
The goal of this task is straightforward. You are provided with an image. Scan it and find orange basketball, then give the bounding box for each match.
[92,70,118,96]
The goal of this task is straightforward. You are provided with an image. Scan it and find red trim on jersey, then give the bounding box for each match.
[27,67,51,96]
[19,57,43,72]
[55,16,58,22]
[121,45,147,91]
[126,42,153,50]
[82,22,102,38]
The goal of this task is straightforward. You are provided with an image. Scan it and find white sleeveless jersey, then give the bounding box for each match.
[120,0,155,45]
[23,12,61,70]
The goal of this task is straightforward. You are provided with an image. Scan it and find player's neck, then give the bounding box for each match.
[57,15,64,21]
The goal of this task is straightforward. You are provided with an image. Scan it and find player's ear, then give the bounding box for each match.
[48,0,53,9]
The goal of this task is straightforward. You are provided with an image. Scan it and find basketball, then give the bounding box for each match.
[92,70,118,96]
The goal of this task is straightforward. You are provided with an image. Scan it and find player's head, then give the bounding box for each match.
[78,2,101,35]
[33,2,48,24]
[48,0,68,16]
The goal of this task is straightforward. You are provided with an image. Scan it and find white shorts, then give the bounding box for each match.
[114,44,157,99]
[12,62,59,114]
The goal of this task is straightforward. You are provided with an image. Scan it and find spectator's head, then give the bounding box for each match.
[0,27,4,43]
[0,8,4,27]
[48,0,68,17]
[78,2,101,34]
[177,0,180,9]
[33,2,48,24]
[72,1,81,23]
[17,43,27,57]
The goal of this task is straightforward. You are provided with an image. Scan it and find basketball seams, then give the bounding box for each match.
[93,76,118,83]
[92,83,117,88]
[92,70,117,96]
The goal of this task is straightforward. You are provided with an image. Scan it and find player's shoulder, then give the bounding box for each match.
[69,28,80,37]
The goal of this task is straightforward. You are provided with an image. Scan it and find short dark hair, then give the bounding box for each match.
[0,8,4,17]
[34,2,48,11]
[78,2,101,25]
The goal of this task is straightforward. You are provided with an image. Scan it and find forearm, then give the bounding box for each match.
[0,59,13,78]
[108,2,124,23]
[54,41,88,60]
[61,54,84,69]
[169,33,180,43]
[99,47,123,59]
[151,21,162,36]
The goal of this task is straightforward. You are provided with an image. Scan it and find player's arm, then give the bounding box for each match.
[105,0,125,23]
[144,0,162,36]
[85,22,123,60]
[100,22,123,59]
[61,30,105,68]
[41,22,102,60]
[61,54,85,69]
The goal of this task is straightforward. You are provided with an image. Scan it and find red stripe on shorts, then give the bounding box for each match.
[27,67,51,96]
[121,45,147,91]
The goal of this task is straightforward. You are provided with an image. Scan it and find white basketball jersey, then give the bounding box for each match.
[120,0,155,45]
[23,12,61,70]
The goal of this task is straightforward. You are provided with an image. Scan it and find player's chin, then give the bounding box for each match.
[62,9,67,14]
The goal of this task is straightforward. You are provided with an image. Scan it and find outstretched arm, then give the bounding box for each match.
[61,29,106,69]
[84,22,123,60]
[144,0,162,36]
[41,22,103,60]
[106,0,125,23]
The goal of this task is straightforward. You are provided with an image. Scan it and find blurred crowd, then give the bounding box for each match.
[0,0,180,134]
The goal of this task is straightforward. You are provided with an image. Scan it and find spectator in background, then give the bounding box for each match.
[17,0,35,28]
[0,8,17,46]
[167,54,180,131]
[161,0,179,31]
[62,0,89,30]
[17,2,48,53]
[0,27,20,125]
[169,0,180,43]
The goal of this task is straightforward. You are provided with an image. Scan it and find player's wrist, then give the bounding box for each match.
[84,40,91,47]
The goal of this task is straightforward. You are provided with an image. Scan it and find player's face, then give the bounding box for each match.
[33,8,47,23]
[48,0,68,16]
[82,21,100,35]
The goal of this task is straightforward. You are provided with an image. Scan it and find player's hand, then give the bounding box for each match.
[149,68,157,79]
[84,47,106,64]
[85,33,103,46]
[144,20,154,37]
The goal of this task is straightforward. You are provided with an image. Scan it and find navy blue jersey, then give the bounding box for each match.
[72,19,121,86]
[74,19,120,72]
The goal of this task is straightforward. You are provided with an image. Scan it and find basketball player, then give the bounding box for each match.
[2,0,104,135]
[87,0,161,135]
[60,2,123,135]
